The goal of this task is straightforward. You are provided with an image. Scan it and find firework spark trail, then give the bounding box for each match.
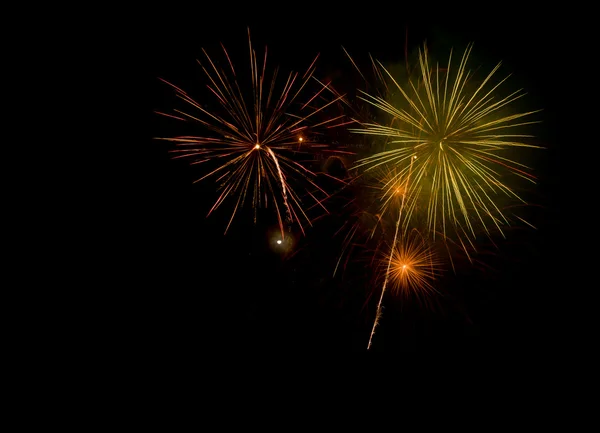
[366,193,403,350]
[266,147,291,238]
[155,29,349,236]
[367,155,416,350]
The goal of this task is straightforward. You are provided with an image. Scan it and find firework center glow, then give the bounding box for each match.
[254,144,261,150]
[277,239,282,244]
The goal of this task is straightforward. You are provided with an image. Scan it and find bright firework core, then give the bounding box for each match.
[254,144,261,150]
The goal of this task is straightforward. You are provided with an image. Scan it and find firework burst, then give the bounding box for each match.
[378,230,442,299]
[350,43,542,256]
[367,227,443,349]
[155,29,347,236]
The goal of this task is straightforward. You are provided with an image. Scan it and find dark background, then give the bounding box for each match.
[126,8,566,353]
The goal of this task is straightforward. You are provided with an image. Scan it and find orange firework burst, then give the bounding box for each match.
[367,230,443,349]
[380,230,442,298]
[155,29,347,236]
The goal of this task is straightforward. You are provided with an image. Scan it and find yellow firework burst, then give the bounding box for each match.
[155,29,346,236]
[351,43,542,253]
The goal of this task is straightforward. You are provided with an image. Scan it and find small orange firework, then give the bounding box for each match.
[380,230,442,298]
[155,29,348,236]
[367,229,443,349]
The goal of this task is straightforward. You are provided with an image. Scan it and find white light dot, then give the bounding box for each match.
[277,240,282,244]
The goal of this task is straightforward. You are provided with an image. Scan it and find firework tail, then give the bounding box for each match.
[367,155,416,350]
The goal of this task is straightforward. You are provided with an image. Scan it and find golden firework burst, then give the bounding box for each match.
[351,43,542,253]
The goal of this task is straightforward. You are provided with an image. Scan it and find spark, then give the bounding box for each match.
[332,164,417,279]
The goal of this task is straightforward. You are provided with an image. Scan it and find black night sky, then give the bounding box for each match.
[130,8,566,353]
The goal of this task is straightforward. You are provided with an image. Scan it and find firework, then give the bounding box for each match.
[350,43,542,256]
[155,29,348,236]
[378,230,442,299]
[367,229,442,349]
[370,155,429,348]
